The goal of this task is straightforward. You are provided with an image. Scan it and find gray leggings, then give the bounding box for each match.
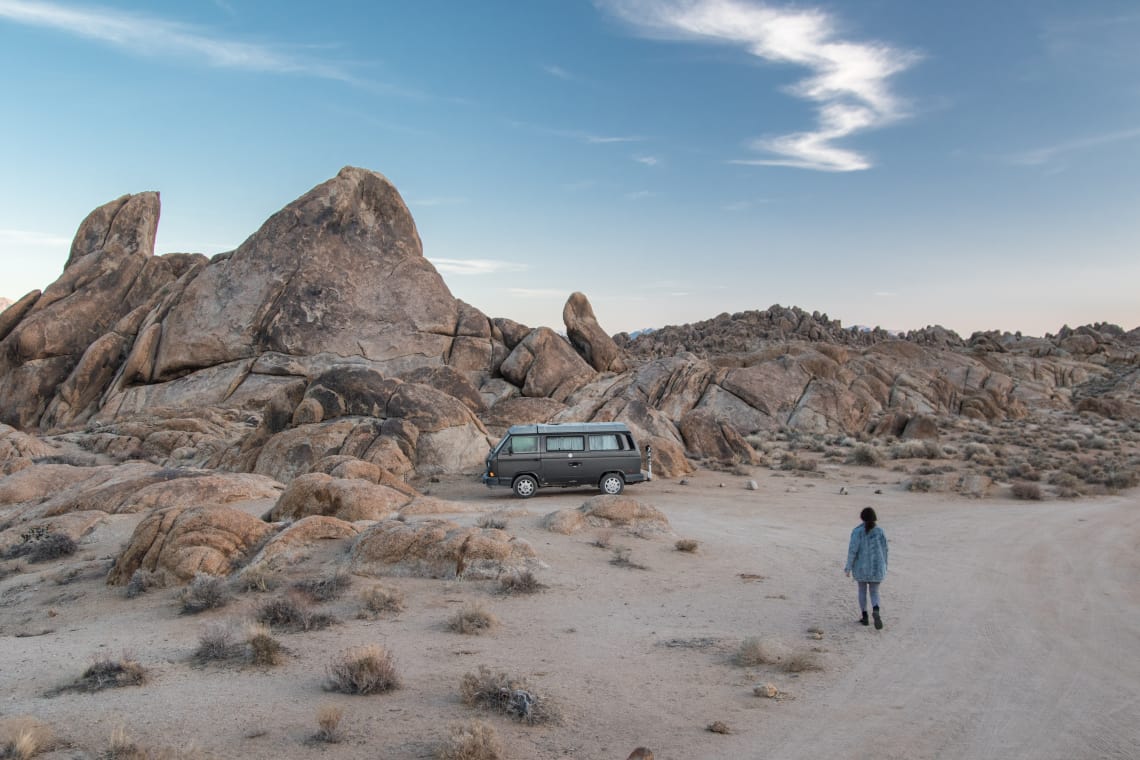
[858,581,881,610]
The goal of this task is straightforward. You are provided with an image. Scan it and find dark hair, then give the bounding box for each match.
[860,507,877,533]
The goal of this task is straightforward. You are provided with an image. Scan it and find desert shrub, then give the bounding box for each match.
[125,569,161,599]
[782,650,822,673]
[314,705,343,744]
[498,570,546,595]
[5,531,77,563]
[890,440,943,460]
[0,716,55,759]
[906,477,936,493]
[1104,468,1138,491]
[325,645,400,695]
[847,444,883,467]
[475,515,508,530]
[734,637,777,667]
[779,453,817,472]
[675,538,699,553]
[256,594,335,632]
[1086,435,1110,450]
[193,623,238,663]
[459,666,561,725]
[293,572,351,602]
[1006,463,1040,482]
[609,547,648,570]
[448,603,498,635]
[1054,438,1080,452]
[57,656,148,694]
[437,720,503,760]
[1011,482,1043,501]
[246,623,283,666]
[357,585,406,618]
[178,573,231,614]
[234,564,276,593]
[963,442,991,461]
[101,727,202,760]
[590,529,614,549]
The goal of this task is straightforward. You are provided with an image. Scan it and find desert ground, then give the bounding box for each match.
[2,459,1138,760]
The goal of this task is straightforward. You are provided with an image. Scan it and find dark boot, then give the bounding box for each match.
[872,606,883,630]
[860,610,869,626]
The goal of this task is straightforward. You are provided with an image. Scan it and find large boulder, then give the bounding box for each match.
[563,292,626,373]
[263,472,411,522]
[349,519,539,579]
[499,327,597,401]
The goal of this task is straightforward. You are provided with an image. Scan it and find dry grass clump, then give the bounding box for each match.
[194,623,239,664]
[256,594,335,632]
[234,564,276,593]
[1011,481,1044,501]
[459,666,561,725]
[475,515,508,530]
[101,726,203,760]
[246,622,284,666]
[448,602,499,635]
[436,720,503,760]
[4,530,77,563]
[178,573,231,614]
[0,717,55,759]
[498,570,546,595]
[125,569,162,599]
[782,650,822,673]
[889,440,943,460]
[357,584,406,618]
[610,547,648,570]
[193,622,282,666]
[324,645,400,695]
[591,529,614,549]
[848,444,883,467]
[292,571,351,602]
[675,538,699,553]
[734,637,777,667]
[54,656,147,695]
[313,705,343,744]
[779,453,817,472]
[906,477,936,493]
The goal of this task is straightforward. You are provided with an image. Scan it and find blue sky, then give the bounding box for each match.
[1,0,1137,337]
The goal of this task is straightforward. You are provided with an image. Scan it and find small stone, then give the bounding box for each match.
[754,683,779,698]
[746,480,758,490]
[707,721,731,734]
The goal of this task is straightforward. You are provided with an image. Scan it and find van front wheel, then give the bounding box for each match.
[513,475,538,498]
[599,473,625,495]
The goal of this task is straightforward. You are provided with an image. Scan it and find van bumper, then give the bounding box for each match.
[481,474,510,488]
[624,470,649,484]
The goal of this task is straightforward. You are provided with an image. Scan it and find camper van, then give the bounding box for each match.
[482,422,649,498]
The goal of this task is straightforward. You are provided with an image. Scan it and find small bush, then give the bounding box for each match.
[57,656,148,694]
[475,515,508,530]
[235,564,276,593]
[246,623,283,666]
[437,720,503,760]
[963,442,991,461]
[314,705,343,744]
[256,595,335,632]
[5,531,77,563]
[0,716,55,759]
[448,603,498,635]
[194,623,238,664]
[357,585,405,618]
[779,452,817,471]
[1011,482,1043,501]
[1104,468,1138,491]
[782,650,822,673]
[459,666,561,725]
[498,570,546,595]
[610,547,648,570]
[734,637,776,667]
[848,444,883,467]
[325,645,400,695]
[906,477,935,493]
[591,530,614,549]
[293,572,351,602]
[675,538,699,553]
[178,573,231,614]
[125,569,161,599]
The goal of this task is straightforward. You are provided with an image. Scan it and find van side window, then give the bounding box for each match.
[510,435,538,454]
[588,434,622,451]
[546,436,584,452]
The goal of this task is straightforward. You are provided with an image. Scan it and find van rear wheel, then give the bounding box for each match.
[599,473,625,495]
[513,475,538,498]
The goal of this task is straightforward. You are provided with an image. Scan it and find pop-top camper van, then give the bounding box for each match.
[482,422,649,498]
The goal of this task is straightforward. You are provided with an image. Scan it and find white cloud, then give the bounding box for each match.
[0,228,71,247]
[507,119,644,145]
[625,190,656,200]
[597,0,919,171]
[1007,126,1140,167]
[429,259,528,275]
[634,154,661,166]
[0,0,388,89]
[542,64,574,80]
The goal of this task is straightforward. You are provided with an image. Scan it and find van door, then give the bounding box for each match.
[495,433,540,485]
[542,434,586,485]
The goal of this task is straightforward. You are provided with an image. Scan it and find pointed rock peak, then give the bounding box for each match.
[67,192,160,268]
[563,291,627,373]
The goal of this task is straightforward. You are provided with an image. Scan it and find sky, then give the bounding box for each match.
[1,0,1138,337]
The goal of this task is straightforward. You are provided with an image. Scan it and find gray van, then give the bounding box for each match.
[482,422,648,498]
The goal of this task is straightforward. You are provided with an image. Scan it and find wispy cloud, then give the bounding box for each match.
[562,179,598,191]
[634,154,661,166]
[1007,126,1140,167]
[542,64,575,81]
[430,259,528,275]
[0,228,71,247]
[598,0,919,171]
[508,119,644,145]
[722,198,771,211]
[0,0,408,92]
[625,190,657,200]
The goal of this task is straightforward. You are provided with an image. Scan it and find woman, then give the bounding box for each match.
[845,507,889,629]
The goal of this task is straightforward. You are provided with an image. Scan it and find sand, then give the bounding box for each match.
[2,463,1138,759]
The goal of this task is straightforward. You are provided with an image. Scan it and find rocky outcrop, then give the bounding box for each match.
[543,495,672,535]
[107,505,275,584]
[349,519,540,579]
[563,292,626,373]
[499,327,597,401]
[263,472,410,522]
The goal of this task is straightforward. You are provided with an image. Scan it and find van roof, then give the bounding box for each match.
[505,422,632,436]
